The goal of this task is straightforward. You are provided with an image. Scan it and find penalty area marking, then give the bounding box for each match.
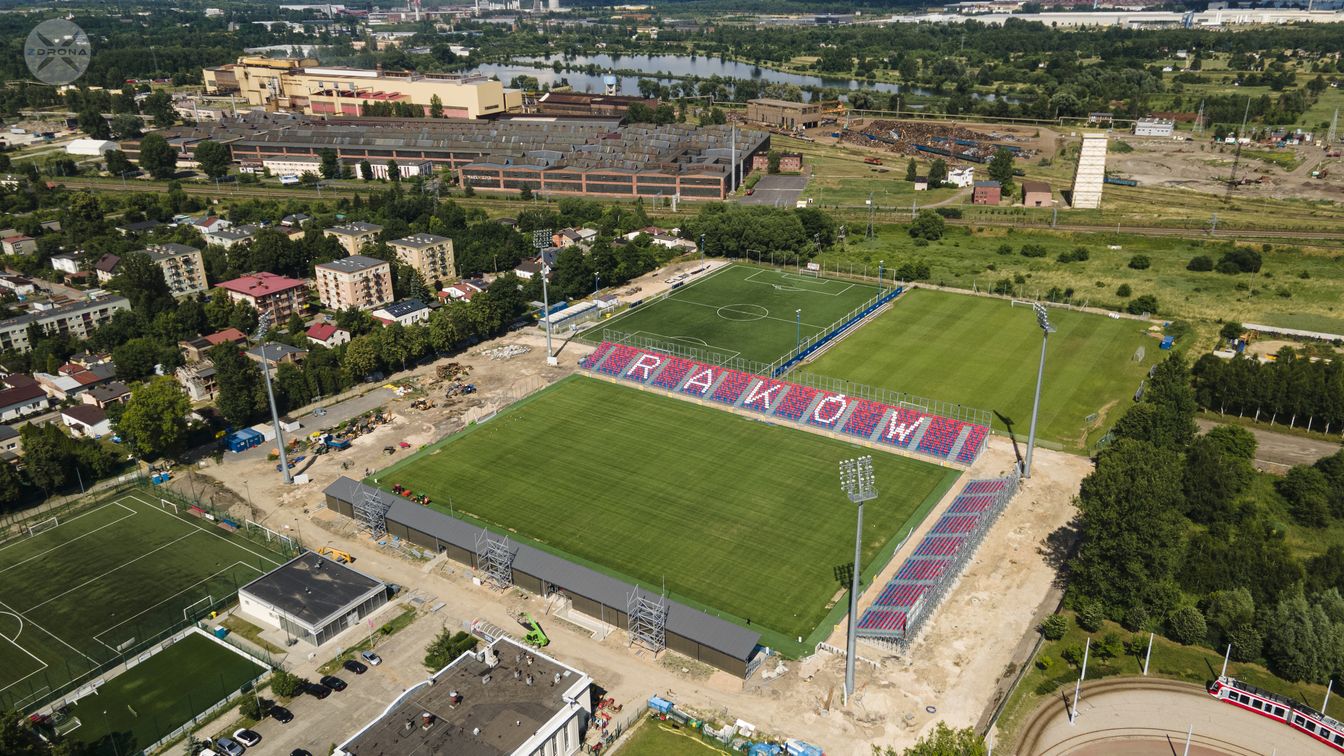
[0,606,56,694]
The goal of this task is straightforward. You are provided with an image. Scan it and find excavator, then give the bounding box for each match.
[318,546,354,564]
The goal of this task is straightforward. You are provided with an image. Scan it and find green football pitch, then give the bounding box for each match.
[805,289,1155,450]
[375,376,959,645]
[0,491,288,710]
[65,630,266,755]
[584,263,885,364]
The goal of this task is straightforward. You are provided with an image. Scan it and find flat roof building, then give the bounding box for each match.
[142,244,208,297]
[745,98,827,130]
[239,553,388,646]
[390,233,455,285]
[0,296,130,354]
[335,636,592,756]
[324,222,383,255]
[1021,179,1053,207]
[1070,134,1107,209]
[315,255,394,311]
[1134,117,1175,137]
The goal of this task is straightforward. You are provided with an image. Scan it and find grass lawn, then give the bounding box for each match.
[584,263,886,365]
[65,631,267,755]
[374,376,958,645]
[995,611,1344,749]
[805,289,1154,451]
[0,491,289,710]
[618,717,733,756]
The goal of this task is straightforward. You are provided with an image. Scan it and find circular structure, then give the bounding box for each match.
[1014,678,1328,756]
[716,303,769,322]
[25,19,91,85]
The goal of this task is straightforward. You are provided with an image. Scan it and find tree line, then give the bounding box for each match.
[1193,347,1344,434]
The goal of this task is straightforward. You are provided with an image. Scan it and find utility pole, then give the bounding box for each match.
[1024,303,1054,478]
[253,313,291,485]
[839,456,877,706]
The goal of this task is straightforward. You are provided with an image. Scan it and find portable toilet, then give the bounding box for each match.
[1160,335,1175,350]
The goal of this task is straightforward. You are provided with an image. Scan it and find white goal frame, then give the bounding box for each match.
[159,498,178,515]
[183,595,214,623]
[26,516,58,537]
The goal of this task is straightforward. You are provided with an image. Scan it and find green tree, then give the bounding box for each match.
[78,106,110,140]
[429,93,444,118]
[211,344,263,426]
[269,670,304,698]
[905,158,917,182]
[767,150,781,174]
[318,148,341,180]
[1219,322,1244,342]
[1204,424,1256,460]
[1039,614,1068,640]
[0,709,46,755]
[141,90,176,127]
[908,210,945,241]
[194,140,231,180]
[927,158,948,188]
[1203,588,1255,646]
[110,113,143,139]
[386,160,400,182]
[116,376,191,459]
[343,334,382,379]
[1279,465,1331,527]
[19,423,69,496]
[1183,433,1252,523]
[0,463,25,513]
[359,159,373,181]
[137,132,178,179]
[882,722,986,756]
[987,148,1015,195]
[1165,606,1207,645]
[1265,592,1335,681]
[1128,255,1151,270]
[424,629,478,671]
[105,149,134,176]
[112,337,172,382]
[108,252,175,318]
[1127,294,1158,315]
[550,246,594,300]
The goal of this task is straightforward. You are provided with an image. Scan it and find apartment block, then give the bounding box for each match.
[315,256,393,311]
[389,233,455,284]
[323,222,383,255]
[0,296,131,353]
[216,272,309,320]
[142,243,208,297]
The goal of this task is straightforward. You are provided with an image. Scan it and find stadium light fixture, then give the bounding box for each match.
[540,263,557,366]
[795,309,802,348]
[1024,303,1056,478]
[839,455,877,704]
[253,312,292,485]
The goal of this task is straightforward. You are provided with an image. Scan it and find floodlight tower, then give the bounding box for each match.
[252,312,292,485]
[1023,303,1055,478]
[839,455,877,704]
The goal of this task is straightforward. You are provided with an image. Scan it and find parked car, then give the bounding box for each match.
[233,730,261,748]
[320,675,347,692]
[343,659,367,675]
[360,650,382,666]
[304,682,330,699]
[290,751,311,756]
[214,737,245,756]
[269,705,293,723]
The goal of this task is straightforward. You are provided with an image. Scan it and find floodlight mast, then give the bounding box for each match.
[839,455,877,705]
[1023,303,1055,478]
[253,312,292,485]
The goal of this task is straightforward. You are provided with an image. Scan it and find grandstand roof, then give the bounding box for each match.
[323,477,761,663]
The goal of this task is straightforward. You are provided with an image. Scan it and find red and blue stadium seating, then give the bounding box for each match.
[957,425,989,464]
[874,582,927,610]
[841,399,888,440]
[895,558,950,582]
[931,515,980,535]
[594,343,643,377]
[856,607,908,634]
[739,378,789,414]
[874,407,928,449]
[649,356,695,390]
[678,364,722,397]
[948,495,997,515]
[917,416,966,457]
[965,479,1007,495]
[805,392,849,430]
[772,385,819,422]
[582,342,615,370]
[914,536,963,557]
[710,370,755,405]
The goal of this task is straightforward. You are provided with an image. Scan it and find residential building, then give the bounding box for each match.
[513,258,544,280]
[390,233,455,284]
[49,253,85,275]
[36,362,117,401]
[0,275,37,297]
[439,280,483,301]
[972,180,1002,205]
[202,56,523,119]
[1021,180,1053,208]
[315,256,393,310]
[281,213,311,228]
[323,222,383,255]
[61,405,111,439]
[216,272,309,320]
[1070,133,1107,209]
[948,166,975,188]
[94,254,121,283]
[371,299,429,327]
[0,424,22,460]
[203,225,259,250]
[306,322,351,348]
[553,227,598,248]
[1,235,36,256]
[262,156,323,177]
[746,98,827,129]
[143,243,208,297]
[176,361,219,401]
[82,381,131,408]
[191,216,232,235]
[0,295,130,353]
[0,378,48,422]
[335,636,592,756]
[246,342,307,368]
[180,328,248,362]
[1134,117,1175,137]
[649,234,697,253]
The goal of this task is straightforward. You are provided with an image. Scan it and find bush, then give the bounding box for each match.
[1061,645,1086,667]
[1216,247,1262,274]
[1056,246,1090,263]
[1020,243,1047,258]
[1128,255,1151,270]
[1187,255,1213,271]
[908,210,946,241]
[1127,294,1158,315]
[934,207,962,219]
[1279,465,1331,527]
[1095,632,1123,660]
[1040,614,1069,640]
[270,670,305,698]
[239,695,266,721]
[1036,655,1054,671]
[1122,605,1150,631]
[1166,606,1208,645]
[1116,283,1132,298]
[424,629,479,671]
[996,243,1014,256]
[1076,602,1106,632]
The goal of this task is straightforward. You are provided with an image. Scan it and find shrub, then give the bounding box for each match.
[425,629,479,671]
[1076,602,1106,632]
[1061,645,1085,667]
[908,210,946,241]
[1127,294,1158,315]
[1122,605,1150,631]
[1095,632,1123,660]
[1040,614,1069,640]
[1036,655,1054,671]
[1166,606,1208,645]
[1055,246,1090,263]
[1128,255,1151,270]
[270,670,305,698]
[1020,243,1047,258]
[1116,283,1132,297]
[996,243,1014,256]
[1216,247,1262,274]
[239,695,266,721]
[934,207,962,219]
[1187,255,1214,271]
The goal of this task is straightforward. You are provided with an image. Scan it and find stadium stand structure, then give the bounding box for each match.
[580,341,992,466]
[854,474,1019,651]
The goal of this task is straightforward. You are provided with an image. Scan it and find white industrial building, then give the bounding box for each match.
[1133,118,1175,137]
[1070,133,1108,209]
[238,553,388,646]
[66,139,119,156]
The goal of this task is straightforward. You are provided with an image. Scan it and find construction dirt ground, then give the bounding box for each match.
[170,261,1089,754]
[1102,136,1344,202]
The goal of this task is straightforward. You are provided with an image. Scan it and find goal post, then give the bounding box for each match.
[159,498,178,515]
[26,517,58,537]
[183,595,214,623]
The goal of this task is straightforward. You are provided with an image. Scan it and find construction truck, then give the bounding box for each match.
[318,547,354,564]
[518,613,549,648]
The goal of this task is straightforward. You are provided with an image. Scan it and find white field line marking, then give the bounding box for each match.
[627,331,743,364]
[123,492,285,567]
[0,595,97,666]
[0,499,139,554]
[0,504,137,571]
[20,531,203,614]
[742,268,861,297]
[668,297,831,329]
[0,610,49,694]
[91,560,266,652]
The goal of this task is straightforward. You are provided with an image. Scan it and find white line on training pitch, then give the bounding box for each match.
[0,503,138,571]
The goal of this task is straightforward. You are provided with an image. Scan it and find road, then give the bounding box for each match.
[1197,417,1341,472]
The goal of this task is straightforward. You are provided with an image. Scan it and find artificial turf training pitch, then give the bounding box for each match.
[583,263,885,364]
[376,376,959,643]
[805,289,1155,451]
[0,491,288,710]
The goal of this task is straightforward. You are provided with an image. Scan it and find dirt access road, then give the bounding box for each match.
[1196,417,1341,473]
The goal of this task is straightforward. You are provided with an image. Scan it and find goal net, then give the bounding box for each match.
[159,499,178,515]
[183,595,214,623]
[26,517,58,537]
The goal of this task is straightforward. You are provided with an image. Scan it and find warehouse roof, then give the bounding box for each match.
[241,553,385,629]
[323,477,761,662]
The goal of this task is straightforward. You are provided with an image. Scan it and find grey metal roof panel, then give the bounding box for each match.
[323,477,760,661]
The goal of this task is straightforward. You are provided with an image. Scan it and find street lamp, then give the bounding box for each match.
[253,312,292,485]
[795,309,802,347]
[540,263,557,366]
[878,259,884,288]
[594,272,600,295]
[1023,303,1055,478]
[839,455,877,704]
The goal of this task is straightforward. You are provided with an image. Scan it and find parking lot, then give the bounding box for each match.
[739,174,808,207]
